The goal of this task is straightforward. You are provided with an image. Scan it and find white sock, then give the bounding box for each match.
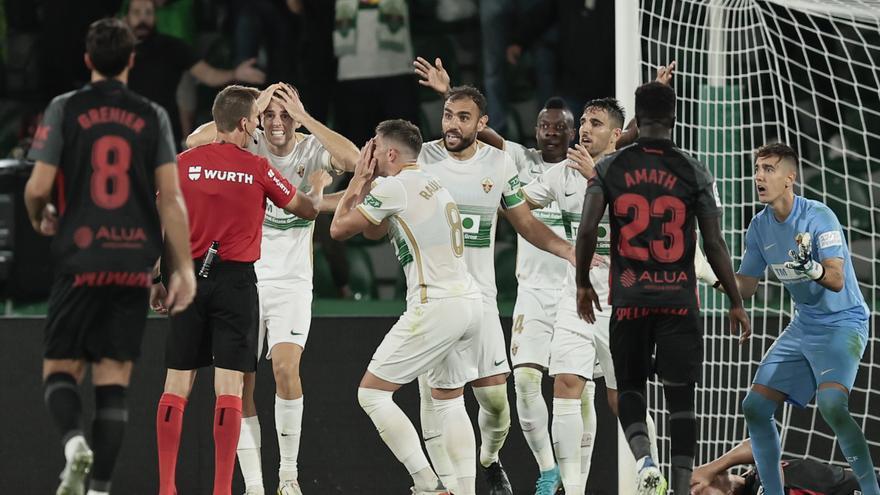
[513,367,555,472]
[646,412,659,462]
[237,415,264,489]
[86,491,108,495]
[275,395,303,482]
[579,381,597,493]
[433,396,476,495]
[358,387,438,490]
[419,375,458,492]
[552,398,583,493]
[472,384,511,467]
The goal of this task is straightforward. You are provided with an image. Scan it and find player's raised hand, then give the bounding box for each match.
[39,203,58,236]
[308,169,333,192]
[655,60,676,86]
[784,232,824,280]
[256,83,283,113]
[354,138,377,182]
[274,83,307,120]
[577,286,602,324]
[165,269,196,315]
[591,253,609,268]
[413,57,451,95]
[234,58,267,85]
[566,144,597,179]
[729,306,751,344]
[689,464,716,493]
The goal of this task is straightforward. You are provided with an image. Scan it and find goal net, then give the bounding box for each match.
[637,0,880,476]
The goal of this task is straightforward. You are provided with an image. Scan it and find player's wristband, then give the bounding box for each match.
[806,261,825,281]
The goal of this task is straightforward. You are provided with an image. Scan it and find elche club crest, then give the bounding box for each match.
[481,177,494,193]
[296,164,305,178]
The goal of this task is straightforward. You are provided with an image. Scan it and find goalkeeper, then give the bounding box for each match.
[733,143,877,495]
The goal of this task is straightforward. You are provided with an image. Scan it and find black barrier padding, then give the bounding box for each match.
[0,317,619,494]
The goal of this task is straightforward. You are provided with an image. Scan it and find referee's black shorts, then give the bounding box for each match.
[166,261,259,373]
[44,274,150,362]
[609,306,703,387]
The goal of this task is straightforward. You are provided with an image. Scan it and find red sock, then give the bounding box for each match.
[213,395,242,495]
[156,393,187,495]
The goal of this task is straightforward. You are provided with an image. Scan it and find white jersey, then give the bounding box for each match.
[418,140,525,302]
[523,162,611,302]
[356,166,480,306]
[505,140,569,289]
[248,130,336,288]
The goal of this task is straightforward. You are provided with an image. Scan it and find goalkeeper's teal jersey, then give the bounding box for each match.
[739,195,869,327]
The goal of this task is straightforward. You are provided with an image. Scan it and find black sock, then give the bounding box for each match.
[44,373,84,446]
[618,385,652,461]
[90,385,128,492]
[663,381,696,495]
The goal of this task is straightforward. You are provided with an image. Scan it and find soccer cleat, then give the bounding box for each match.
[482,461,513,495]
[276,480,301,495]
[635,456,668,495]
[56,438,93,495]
[534,465,562,495]
[409,487,449,495]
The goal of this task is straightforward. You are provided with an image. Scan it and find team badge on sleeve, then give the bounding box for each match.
[818,230,842,249]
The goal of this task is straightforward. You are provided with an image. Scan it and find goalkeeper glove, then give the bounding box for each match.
[783,232,825,281]
[694,244,721,288]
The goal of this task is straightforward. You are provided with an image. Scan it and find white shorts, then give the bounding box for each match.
[592,311,616,390]
[476,300,512,379]
[369,297,481,389]
[257,284,312,360]
[549,299,597,379]
[510,286,560,368]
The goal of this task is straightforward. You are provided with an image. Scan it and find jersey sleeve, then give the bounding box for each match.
[260,158,296,208]
[504,140,530,174]
[738,220,767,277]
[810,204,846,261]
[153,104,178,169]
[27,94,68,165]
[522,162,561,208]
[500,153,525,209]
[356,177,406,225]
[693,160,723,217]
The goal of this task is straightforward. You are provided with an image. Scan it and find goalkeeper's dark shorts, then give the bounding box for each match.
[609,306,703,387]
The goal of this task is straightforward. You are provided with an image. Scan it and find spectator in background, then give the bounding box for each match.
[507,0,614,123]
[228,0,303,86]
[480,0,556,137]
[124,0,266,146]
[333,0,418,147]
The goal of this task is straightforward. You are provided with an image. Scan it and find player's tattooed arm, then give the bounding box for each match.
[24,161,59,235]
[503,203,575,265]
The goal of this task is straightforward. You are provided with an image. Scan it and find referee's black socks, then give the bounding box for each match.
[663,380,696,495]
[43,373,84,447]
[90,385,128,493]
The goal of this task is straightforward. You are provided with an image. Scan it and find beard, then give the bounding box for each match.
[133,22,154,40]
[442,129,477,153]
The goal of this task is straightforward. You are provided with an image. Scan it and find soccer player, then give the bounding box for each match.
[153,85,331,495]
[330,120,482,495]
[24,18,195,495]
[186,82,358,495]
[576,81,750,495]
[411,81,574,494]
[734,143,878,495]
[691,438,877,495]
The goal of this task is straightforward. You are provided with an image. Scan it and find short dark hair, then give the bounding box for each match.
[376,119,423,157]
[86,18,136,78]
[212,85,259,132]
[445,85,488,116]
[635,82,676,127]
[539,97,574,127]
[755,142,799,168]
[583,97,626,129]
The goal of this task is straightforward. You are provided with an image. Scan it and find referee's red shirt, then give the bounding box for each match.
[177,142,295,262]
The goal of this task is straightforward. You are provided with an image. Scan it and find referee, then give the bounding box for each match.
[24,18,194,495]
[152,85,331,495]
